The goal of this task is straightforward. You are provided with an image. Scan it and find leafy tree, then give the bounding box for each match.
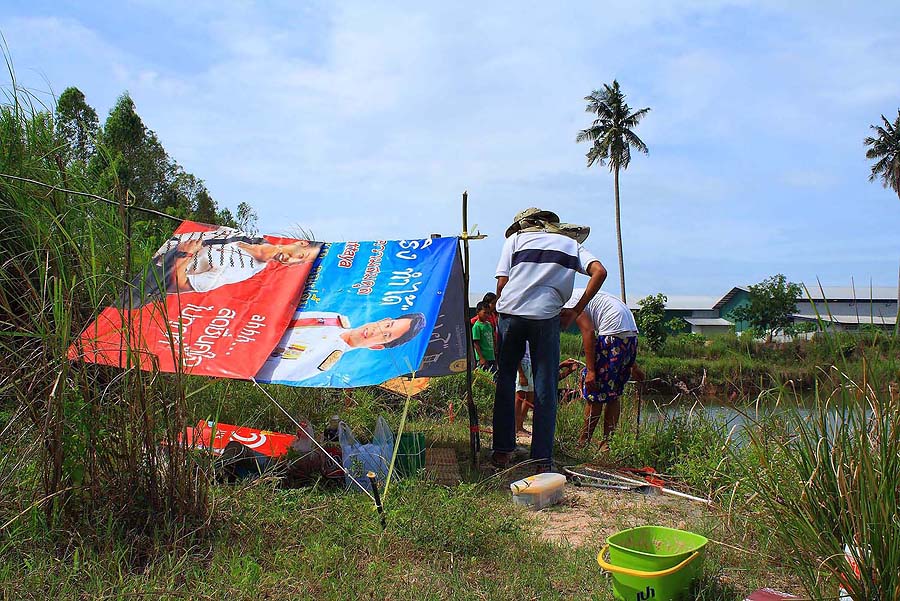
[97,93,167,206]
[794,321,820,334]
[636,293,668,352]
[729,274,801,342]
[94,92,240,226]
[577,80,650,303]
[193,188,218,224]
[99,94,189,215]
[218,207,237,228]
[865,110,900,200]
[665,316,689,334]
[55,87,99,166]
[236,201,258,235]
[162,169,215,222]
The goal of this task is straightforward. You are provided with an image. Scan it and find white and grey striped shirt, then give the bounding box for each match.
[495,231,599,319]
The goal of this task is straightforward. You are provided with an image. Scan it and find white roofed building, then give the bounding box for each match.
[630,295,735,336]
[714,285,898,333]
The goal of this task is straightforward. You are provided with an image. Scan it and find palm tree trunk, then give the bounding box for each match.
[613,166,626,303]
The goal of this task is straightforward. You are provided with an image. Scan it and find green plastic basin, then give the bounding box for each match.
[598,525,708,601]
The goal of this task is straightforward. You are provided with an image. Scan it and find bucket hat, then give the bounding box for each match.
[504,208,561,238]
[505,207,590,243]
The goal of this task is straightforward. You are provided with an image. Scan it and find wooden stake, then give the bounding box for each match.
[461,191,481,465]
[367,471,386,530]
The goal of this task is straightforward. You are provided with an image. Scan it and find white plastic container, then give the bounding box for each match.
[510,473,566,510]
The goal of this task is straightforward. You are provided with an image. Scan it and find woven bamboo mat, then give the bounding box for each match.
[424,447,461,486]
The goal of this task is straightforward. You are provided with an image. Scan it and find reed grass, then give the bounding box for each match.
[738,320,900,598]
[0,57,209,546]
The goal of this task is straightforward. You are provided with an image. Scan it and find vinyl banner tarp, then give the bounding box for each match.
[416,251,469,377]
[71,221,321,379]
[255,237,459,387]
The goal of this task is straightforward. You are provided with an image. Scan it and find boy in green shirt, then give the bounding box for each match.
[472,301,497,375]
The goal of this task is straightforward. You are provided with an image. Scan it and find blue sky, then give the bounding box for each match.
[2,1,899,299]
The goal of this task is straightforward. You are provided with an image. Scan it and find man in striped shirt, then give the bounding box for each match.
[492,208,607,469]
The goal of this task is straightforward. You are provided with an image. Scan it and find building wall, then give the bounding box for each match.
[716,290,750,332]
[692,323,734,336]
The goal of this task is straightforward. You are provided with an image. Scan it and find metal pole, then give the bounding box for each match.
[461,191,481,465]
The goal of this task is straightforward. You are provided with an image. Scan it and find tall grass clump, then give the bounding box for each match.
[0,58,208,551]
[742,325,899,598]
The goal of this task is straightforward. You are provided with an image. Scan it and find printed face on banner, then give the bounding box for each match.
[70,221,321,380]
[255,238,459,387]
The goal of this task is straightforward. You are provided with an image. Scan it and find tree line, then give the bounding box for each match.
[54,86,257,234]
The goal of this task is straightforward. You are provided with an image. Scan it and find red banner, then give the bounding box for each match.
[70,221,321,379]
[182,421,296,457]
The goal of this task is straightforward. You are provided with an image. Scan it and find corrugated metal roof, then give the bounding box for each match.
[714,285,899,309]
[797,286,899,301]
[684,317,734,326]
[662,296,720,310]
[793,314,897,325]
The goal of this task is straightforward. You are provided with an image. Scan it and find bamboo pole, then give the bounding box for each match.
[461,191,481,464]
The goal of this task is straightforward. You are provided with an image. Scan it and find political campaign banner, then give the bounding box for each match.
[70,220,321,380]
[416,249,469,377]
[255,237,459,387]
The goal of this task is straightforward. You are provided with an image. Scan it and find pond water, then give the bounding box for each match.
[638,393,874,442]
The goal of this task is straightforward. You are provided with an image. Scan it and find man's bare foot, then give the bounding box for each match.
[516,427,531,435]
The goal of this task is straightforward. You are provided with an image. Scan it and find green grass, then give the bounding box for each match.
[1,481,600,599]
[0,360,800,600]
[2,473,787,600]
[560,329,899,397]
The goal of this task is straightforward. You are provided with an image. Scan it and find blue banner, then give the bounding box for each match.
[255,237,459,387]
[417,250,469,377]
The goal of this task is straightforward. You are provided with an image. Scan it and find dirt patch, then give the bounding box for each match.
[525,485,707,548]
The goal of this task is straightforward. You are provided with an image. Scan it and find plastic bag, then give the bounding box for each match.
[338,416,394,492]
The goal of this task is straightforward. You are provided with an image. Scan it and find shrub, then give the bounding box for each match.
[636,293,668,352]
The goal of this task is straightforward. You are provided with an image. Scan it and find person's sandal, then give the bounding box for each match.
[490,451,512,468]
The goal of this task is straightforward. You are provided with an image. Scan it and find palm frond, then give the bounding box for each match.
[577,80,650,171]
[623,130,649,155]
[864,110,900,198]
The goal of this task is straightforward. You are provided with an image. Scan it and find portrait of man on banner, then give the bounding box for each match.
[255,238,461,388]
[256,310,428,384]
[117,226,321,308]
[72,220,322,380]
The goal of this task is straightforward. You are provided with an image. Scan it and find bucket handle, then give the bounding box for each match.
[597,545,700,578]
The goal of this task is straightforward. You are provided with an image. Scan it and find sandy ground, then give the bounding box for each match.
[509,480,802,596]
[525,485,706,548]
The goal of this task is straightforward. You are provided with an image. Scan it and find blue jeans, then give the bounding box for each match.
[493,314,561,464]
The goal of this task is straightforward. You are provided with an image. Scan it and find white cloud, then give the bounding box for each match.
[2,2,899,294]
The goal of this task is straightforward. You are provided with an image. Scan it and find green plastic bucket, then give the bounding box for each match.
[396,432,426,477]
[597,525,708,601]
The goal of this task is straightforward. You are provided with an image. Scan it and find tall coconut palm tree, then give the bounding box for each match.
[577,80,650,303]
[865,110,900,201]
